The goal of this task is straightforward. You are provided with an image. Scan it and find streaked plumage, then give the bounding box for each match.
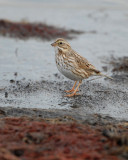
[51,38,112,97]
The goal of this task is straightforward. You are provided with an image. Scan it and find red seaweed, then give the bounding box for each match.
[0,19,83,40]
[0,117,127,160]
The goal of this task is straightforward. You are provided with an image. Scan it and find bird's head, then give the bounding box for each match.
[51,38,71,51]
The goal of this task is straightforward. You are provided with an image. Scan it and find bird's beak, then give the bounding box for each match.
[51,42,56,47]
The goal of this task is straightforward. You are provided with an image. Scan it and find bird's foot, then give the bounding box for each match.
[64,89,79,93]
[64,92,80,97]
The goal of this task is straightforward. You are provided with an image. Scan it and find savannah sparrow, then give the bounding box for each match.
[51,38,112,97]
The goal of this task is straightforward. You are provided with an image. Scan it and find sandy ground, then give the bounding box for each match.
[0,0,128,122]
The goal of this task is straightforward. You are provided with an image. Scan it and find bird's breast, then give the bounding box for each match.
[55,54,83,81]
[55,54,69,70]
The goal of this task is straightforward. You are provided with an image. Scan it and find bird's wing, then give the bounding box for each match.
[78,56,100,74]
[70,49,100,74]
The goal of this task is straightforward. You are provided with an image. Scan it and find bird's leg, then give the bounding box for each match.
[65,81,77,93]
[65,80,82,97]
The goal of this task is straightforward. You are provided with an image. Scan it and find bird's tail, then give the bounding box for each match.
[98,73,113,80]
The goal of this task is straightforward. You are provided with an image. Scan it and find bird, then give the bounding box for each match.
[51,38,113,97]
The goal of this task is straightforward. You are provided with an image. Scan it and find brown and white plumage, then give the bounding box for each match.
[51,38,112,97]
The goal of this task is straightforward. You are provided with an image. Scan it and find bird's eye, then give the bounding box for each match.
[59,42,62,45]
